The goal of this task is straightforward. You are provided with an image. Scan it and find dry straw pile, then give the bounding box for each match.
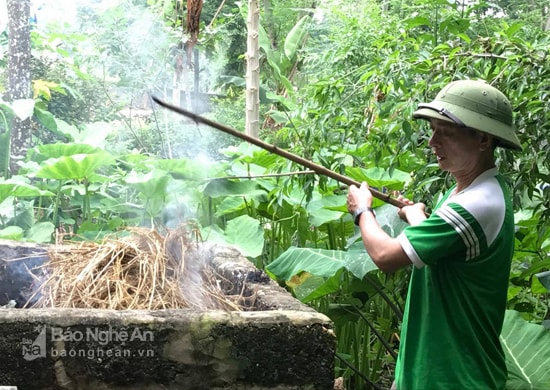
[28,226,244,311]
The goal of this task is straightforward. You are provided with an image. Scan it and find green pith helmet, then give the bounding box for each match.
[413,80,522,151]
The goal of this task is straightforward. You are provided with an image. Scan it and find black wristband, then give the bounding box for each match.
[353,207,375,225]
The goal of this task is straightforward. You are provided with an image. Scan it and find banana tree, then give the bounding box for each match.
[256,13,310,99]
[235,3,311,110]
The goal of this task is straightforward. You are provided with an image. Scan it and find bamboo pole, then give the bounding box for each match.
[152,96,407,208]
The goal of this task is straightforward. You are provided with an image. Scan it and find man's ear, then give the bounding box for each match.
[479,132,494,151]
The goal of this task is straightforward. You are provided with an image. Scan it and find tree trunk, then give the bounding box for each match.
[245,0,260,138]
[7,0,32,176]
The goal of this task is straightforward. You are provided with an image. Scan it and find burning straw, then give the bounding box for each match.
[28,226,247,311]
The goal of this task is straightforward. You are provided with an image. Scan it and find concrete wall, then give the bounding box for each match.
[0,241,335,389]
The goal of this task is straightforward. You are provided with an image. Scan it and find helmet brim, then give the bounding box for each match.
[413,103,522,151]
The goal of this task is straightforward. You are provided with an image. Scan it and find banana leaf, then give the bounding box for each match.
[284,15,310,62]
[502,310,550,390]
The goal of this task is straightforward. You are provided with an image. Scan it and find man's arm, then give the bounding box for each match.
[348,182,427,272]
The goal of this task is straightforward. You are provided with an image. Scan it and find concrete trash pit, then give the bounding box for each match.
[0,239,335,389]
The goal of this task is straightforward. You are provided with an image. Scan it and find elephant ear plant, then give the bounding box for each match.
[24,143,117,237]
[124,168,171,228]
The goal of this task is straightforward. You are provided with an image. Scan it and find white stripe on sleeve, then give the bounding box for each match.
[436,206,479,260]
[397,232,425,269]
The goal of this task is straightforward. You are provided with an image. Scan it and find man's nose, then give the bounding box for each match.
[428,130,439,147]
[428,133,436,146]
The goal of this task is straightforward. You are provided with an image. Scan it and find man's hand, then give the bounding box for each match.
[397,195,427,226]
[346,183,414,272]
[347,182,372,214]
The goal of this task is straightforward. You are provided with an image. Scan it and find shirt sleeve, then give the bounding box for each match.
[397,203,480,267]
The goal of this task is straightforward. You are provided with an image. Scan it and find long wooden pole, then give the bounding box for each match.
[152,96,407,208]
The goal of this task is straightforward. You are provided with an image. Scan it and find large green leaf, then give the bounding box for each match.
[125,169,171,199]
[268,204,408,283]
[306,194,346,227]
[203,179,267,198]
[266,244,379,283]
[344,242,380,279]
[156,158,215,181]
[34,143,104,161]
[215,197,247,216]
[0,178,54,204]
[220,145,279,168]
[9,200,34,229]
[35,152,115,180]
[0,226,23,240]
[535,271,550,292]
[293,269,344,303]
[344,204,409,247]
[25,222,55,243]
[501,310,550,389]
[265,204,408,301]
[33,104,58,132]
[266,246,346,281]
[345,166,411,190]
[284,15,310,61]
[223,215,265,258]
[374,204,409,237]
[308,207,344,228]
[125,169,171,218]
[55,119,81,142]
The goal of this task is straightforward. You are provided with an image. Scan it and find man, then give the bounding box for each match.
[346,80,521,389]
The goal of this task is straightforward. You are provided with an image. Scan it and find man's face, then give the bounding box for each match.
[428,119,485,175]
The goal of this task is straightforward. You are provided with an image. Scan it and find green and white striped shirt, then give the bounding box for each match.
[395,167,514,390]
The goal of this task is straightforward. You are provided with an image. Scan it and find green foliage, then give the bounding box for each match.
[508,209,550,322]
[201,0,248,79]
[0,176,55,242]
[266,205,408,385]
[3,144,208,241]
[30,51,115,126]
[257,12,311,96]
[204,214,265,258]
[267,205,407,280]
[501,310,550,389]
